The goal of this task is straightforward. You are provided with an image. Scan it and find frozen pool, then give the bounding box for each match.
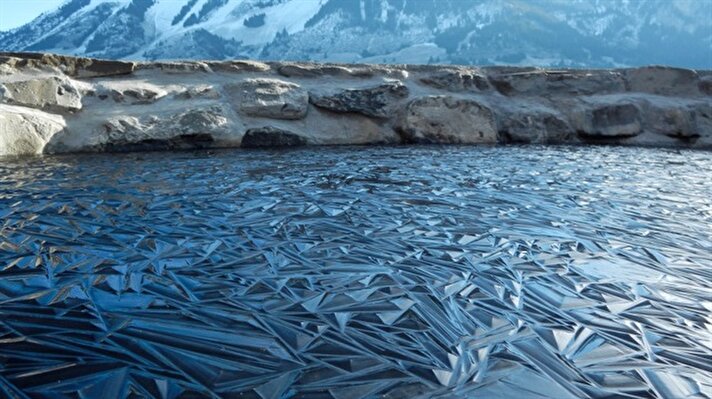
[0,145,711,398]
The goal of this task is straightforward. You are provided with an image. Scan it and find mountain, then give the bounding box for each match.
[1,0,711,68]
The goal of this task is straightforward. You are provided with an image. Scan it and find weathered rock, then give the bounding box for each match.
[137,62,212,74]
[482,66,540,75]
[1,52,710,154]
[692,104,712,138]
[226,78,308,120]
[178,107,229,132]
[574,103,642,137]
[0,105,65,155]
[174,85,221,100]
[397,96,497,144]
[277,63,374,78]
[0,52,135,78]
[302,112,400,145]
[419,70,490,92]
[88,106,230,152]
[309,82,408,118]
[643,103,697,138]
[698,76,712,96]
[625,66,700,96]
[123,89,162,104]
[79,59,135,78]
[207,60,271,73]
[489,70,626,97]
[0,76,82,112]
[277,64,321,78]
[96,85,166,104]
[241,126,307,148]
[0,56,21,75]
[498,111,574,144]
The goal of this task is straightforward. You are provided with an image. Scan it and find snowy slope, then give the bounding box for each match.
[1,0,710,68]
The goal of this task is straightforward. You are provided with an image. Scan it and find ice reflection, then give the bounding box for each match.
[0,145,711,398]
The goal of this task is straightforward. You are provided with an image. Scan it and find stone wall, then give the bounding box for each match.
[1,52,711,155]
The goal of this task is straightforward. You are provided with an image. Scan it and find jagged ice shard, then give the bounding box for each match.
[0,145,711,398]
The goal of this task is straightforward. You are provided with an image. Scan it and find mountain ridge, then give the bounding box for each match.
[1,0,711,68]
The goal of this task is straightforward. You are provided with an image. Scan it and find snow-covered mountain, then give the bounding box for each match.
[1,0,711,68]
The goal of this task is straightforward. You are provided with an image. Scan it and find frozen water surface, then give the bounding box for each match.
[0,145,711,398]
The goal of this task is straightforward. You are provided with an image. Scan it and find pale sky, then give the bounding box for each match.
[0,0,66,31]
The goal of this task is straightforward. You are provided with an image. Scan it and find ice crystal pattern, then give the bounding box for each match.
[1,146,711,398]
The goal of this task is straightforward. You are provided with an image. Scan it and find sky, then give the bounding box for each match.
[0,0,65,31]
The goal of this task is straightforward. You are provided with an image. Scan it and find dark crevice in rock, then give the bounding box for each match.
[666,133,700,143]
[575,130,638,143]
[241,127,307,148]
[498,130,528,144]
[395,126,457,145]
[99,133,215,152]
[489,78,514,96]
